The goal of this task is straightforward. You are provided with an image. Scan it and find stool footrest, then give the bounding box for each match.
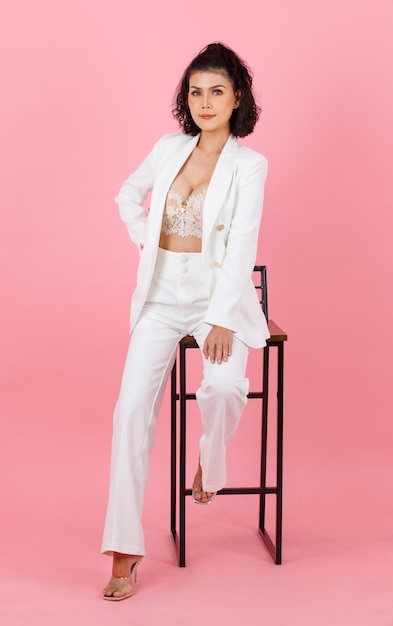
[184,487,279,495]
[175,392,265,401]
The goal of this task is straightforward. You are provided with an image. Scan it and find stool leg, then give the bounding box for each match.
[259,346,269,531]
[179,343,187,567]
[275,341,284,565]
[170,361,177,542]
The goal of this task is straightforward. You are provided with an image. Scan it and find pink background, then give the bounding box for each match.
[1,0,392,624]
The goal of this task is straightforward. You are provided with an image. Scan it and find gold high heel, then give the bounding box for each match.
[103,560,140,601]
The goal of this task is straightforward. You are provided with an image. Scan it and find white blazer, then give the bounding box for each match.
[115,132,270,348]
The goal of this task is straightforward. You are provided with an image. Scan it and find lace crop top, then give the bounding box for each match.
[161,186,207,238]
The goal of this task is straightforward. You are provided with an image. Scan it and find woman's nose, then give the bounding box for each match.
[202,94,212,108]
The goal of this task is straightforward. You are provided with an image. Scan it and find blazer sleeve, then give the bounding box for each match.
[114,144,157,248]
[204,152,268,332]
[114,133,185,248]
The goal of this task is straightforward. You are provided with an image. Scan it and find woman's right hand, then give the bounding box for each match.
[203,325,233,364]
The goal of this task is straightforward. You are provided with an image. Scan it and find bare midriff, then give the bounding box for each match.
[159,232,203,253]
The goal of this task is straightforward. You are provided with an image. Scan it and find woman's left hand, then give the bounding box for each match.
[203,326,233,364]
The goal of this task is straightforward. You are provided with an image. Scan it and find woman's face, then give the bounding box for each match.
[187,70,240,135]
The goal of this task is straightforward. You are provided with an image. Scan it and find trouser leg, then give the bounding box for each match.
[193,325,250,493]
[101,322,181,556]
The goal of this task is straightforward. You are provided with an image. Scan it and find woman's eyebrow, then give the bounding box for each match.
[189,84,227,90]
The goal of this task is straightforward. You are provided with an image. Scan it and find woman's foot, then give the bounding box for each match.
[192,464,216,505]
[103,553,143,601]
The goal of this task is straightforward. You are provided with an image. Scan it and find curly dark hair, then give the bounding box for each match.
[172,42,261,138]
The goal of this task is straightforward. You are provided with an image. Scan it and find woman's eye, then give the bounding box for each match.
[190,90,201,96]
[213,89,223,95]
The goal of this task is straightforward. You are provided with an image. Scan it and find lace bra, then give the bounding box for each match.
[161,186,207,238]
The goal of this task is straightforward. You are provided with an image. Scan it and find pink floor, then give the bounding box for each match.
[1,377,392,626]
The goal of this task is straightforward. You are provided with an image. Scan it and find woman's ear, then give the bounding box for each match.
[233,90,241,108]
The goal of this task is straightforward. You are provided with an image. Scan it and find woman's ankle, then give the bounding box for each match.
[112,553,143,578]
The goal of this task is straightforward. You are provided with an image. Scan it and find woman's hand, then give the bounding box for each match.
[203,325,233,364]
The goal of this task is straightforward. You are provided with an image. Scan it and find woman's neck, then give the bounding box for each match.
[197,129,231,154]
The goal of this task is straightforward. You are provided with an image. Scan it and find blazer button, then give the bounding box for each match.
[213,261,221,268]
[139,243,144,251]
[216,224,225,231]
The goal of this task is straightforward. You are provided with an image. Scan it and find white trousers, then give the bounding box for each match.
[101,249,249,556]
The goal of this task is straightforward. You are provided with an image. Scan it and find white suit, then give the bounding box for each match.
[101,133,269,556]
[117,132,269,347]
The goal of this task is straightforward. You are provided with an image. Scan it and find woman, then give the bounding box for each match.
[102,42,269,600]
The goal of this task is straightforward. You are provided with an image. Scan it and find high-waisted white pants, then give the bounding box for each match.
[101,249,249,556]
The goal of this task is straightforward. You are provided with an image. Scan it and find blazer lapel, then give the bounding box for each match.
[202,135,237,246]
[147,134,200,247]
[147,133,238,251]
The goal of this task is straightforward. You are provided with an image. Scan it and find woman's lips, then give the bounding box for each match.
[200,114,215,119]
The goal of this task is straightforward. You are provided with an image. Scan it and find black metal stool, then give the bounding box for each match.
[170,266,287,566]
